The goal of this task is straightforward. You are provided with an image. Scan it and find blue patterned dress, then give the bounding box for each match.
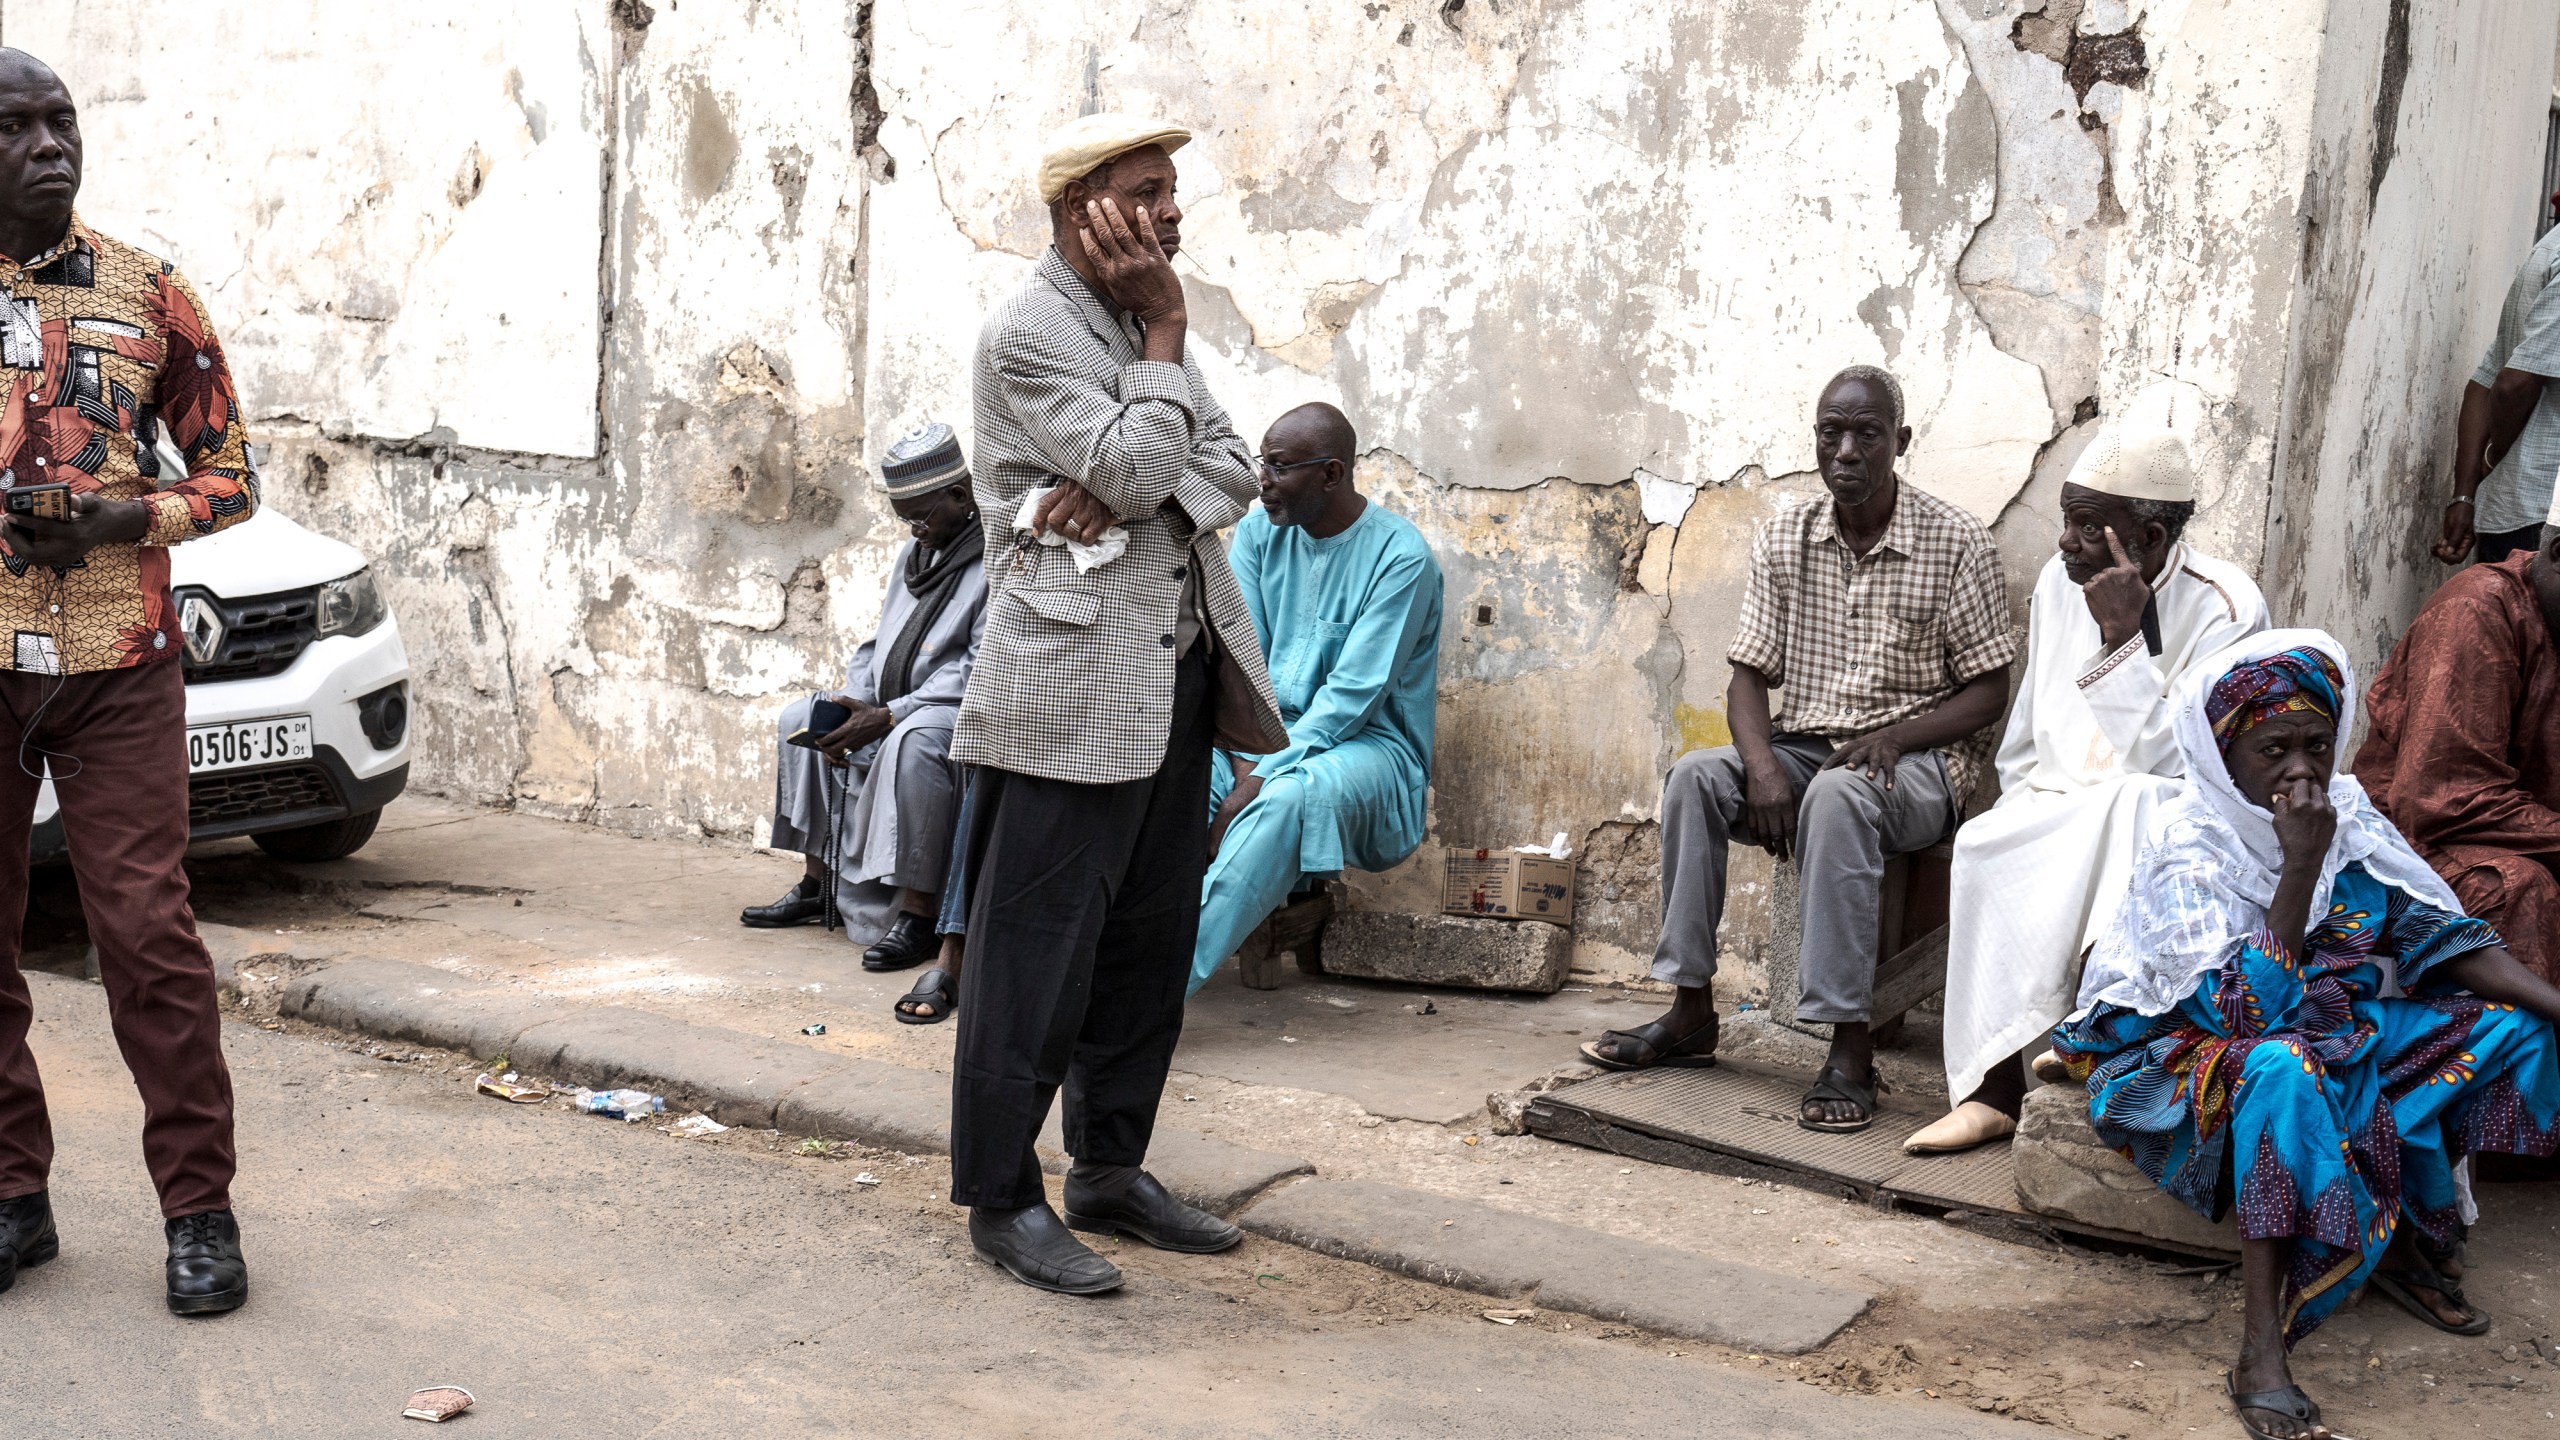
[2053,865,2560,1343]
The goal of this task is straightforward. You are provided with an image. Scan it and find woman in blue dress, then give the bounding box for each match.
[2051,630,2560,1440]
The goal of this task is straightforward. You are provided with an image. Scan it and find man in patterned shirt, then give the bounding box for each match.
[1577,366,2017,1135]
[0,49,259,1317]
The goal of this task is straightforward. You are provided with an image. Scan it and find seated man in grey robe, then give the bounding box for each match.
[742,423,988,971]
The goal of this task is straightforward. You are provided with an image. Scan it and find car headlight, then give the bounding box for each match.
[316,568,388,639]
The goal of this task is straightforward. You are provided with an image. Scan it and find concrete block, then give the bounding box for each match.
[507,1009,847,1129]
[774,1061,956,1156]
[2013,1084,2238,1257]
[1239,1177,1872,1353]
[1319,911,1572,993]
[281,958,566,1062]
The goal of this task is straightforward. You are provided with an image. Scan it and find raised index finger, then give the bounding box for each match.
[2103,526,2133,570]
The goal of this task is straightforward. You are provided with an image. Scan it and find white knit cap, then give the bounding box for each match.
[1036,113,1191,204]
[2066,391,2198,504]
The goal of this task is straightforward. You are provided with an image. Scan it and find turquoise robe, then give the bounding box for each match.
[1190,504,1443,993]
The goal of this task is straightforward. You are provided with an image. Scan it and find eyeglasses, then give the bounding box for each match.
[1253,455,1341,477]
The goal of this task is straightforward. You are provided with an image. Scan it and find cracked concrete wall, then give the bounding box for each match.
[12,2,2551,988]
[17,0,892,843]
[858,0,2343,987]
[2265,1,2560,690]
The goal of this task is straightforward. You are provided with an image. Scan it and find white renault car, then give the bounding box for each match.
[30,505,412,864]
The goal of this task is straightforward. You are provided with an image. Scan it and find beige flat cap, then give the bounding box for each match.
[2066,412,2196,504]
[1037,112,1191,204]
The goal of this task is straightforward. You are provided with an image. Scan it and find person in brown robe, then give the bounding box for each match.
[2354,527,2560,982]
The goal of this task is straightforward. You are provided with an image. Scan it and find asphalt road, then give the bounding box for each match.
[0,971,2045,1438]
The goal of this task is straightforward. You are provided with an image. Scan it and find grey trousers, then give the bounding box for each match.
[770,696,959,896]
[1652,733,1957,1023]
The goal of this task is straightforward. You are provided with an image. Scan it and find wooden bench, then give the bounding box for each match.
[1761,838,1951,1044]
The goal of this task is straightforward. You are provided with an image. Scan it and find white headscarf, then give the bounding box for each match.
[2075,628,2463,1016]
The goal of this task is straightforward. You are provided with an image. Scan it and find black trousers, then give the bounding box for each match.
[948,646,1213,1208]
[2477,522,2544,565]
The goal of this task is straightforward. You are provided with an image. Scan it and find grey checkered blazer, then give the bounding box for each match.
[952,249,1287,785]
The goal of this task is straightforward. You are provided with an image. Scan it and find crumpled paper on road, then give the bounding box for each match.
[1014,486,1127,572]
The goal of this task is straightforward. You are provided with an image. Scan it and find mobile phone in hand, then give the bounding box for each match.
[787,697,855,749]
[4,481,73,522]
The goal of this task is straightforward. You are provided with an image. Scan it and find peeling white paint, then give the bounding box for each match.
[1635,469,1698,528]
[12,0,2553,978]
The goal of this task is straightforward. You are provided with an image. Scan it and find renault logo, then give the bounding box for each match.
[179,593,226,665]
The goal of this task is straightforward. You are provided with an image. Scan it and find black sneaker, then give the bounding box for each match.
[165,1210,248,1316]
[0,1191,58,1295]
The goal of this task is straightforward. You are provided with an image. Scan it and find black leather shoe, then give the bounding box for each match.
[969,1203,1123,1295]
[1064,1168,1243,1254]
[0,1191,58,1295]
[862,913,938,972]
[741,877,825,928]
[165,1210,248,1316]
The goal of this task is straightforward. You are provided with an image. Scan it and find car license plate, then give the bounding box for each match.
[188,716,313,774]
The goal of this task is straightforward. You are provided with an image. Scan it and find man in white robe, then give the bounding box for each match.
[1906,402,2268,1153]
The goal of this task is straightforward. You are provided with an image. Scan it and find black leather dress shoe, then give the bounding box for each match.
[165,1210,248,1316]
[741,878,826,928]
[861,913,938,972]
[1063,1168,1243,1254]
[0,1190,58,1296]
[969,1203,1123,1295]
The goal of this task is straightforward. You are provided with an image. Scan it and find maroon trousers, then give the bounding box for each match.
[0,659,234,1217]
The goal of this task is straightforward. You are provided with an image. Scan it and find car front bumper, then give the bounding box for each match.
[30,618,414,862]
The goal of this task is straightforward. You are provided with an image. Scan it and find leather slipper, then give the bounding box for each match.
[1904,1100,2016,1155]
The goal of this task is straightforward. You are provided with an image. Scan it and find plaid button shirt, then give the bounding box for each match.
[1726,482,2019,800]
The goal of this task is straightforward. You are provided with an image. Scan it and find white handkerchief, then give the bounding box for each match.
[1013,486,1128,573]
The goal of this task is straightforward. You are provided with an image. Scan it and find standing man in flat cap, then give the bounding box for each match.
[0,48,261,1314]
[745,423,985,984]
[1910,390,2266,1154]
[948,112,1287,1294]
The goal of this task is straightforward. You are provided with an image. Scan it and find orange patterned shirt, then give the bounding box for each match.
[0,214,256,674]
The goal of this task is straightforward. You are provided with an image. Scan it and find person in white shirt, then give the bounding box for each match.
[1907,397,2268,1154]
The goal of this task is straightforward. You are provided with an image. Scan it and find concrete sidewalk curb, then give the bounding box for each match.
[1237,1177,1874,1354]
[274,957,1313,1216]
[273,957,1869,1355]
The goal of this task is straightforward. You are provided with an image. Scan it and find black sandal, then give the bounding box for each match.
[2369,1262,2492,1336]
[894,968,958,1026]
[2225,1371,2323,1440]
[1798,1066,1877,1133]
[1579,1013,1719,1072]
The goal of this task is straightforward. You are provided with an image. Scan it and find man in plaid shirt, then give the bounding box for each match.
[1578,366,2017,1135]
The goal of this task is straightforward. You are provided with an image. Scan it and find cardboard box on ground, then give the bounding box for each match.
[1441,848,1575,926]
